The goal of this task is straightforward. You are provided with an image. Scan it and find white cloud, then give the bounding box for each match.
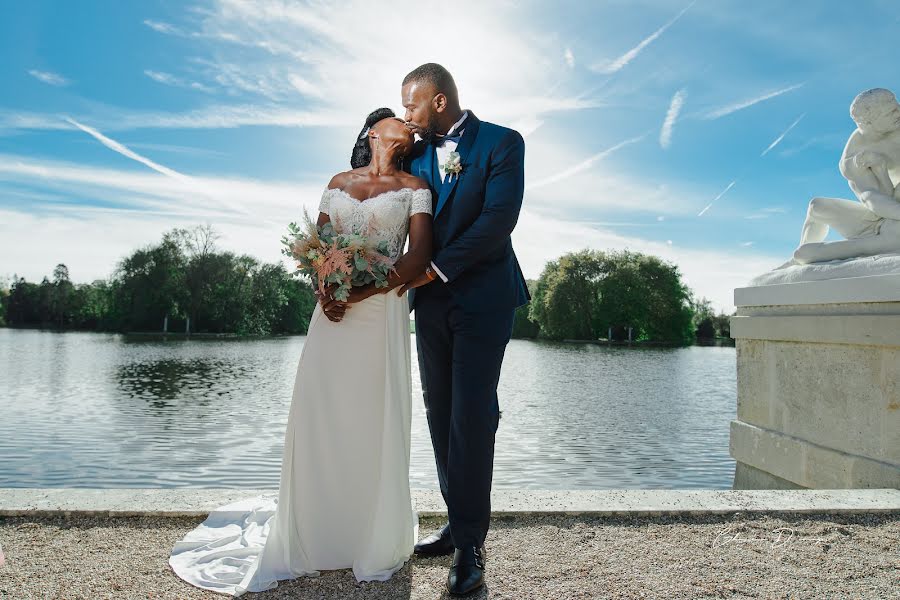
[28,70,69,86]
[0,105,354,133]
[659,88,687,149]
[144,70,215,94]
[520,134,702,218]
[777,133,845,158]
[510,208,782,312]
[0,153,318,225]
[134,1,604,131]
[125,142,226,158]
[703,83,804,120]
[743,206,788,220]
[564,48,575,68]
[592,1,695,75]
[287,73,324,99]
[0,207,293,286]
[143,19,183,35]
[7,0,601,135]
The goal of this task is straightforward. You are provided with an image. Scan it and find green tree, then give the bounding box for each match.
[278,276,317,334]
[530,250,603,340]
[167,225,220,333]
[711,311,733,339]
[50,264,74,327]
[0,280,7,327]
[5,277,39,325]
[531,249,696,345]
[112,237,186,331]
[691,296,716,340]
[73,280,114,329]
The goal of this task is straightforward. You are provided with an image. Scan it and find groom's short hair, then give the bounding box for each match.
[403,63,458,104]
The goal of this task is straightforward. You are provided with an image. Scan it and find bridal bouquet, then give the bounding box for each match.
[281,209,396,302]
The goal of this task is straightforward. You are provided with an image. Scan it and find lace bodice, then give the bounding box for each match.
[318,187,433,262]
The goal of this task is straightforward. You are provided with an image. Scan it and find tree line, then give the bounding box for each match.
[0,226,316,335]
[0,229,732,344]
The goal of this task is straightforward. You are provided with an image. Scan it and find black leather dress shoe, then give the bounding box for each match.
[414,522,455,556]
[447,545,485,596]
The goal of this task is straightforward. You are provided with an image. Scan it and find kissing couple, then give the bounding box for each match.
[170,62,530,597]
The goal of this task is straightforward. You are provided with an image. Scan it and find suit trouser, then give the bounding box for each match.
[413,284,516,549]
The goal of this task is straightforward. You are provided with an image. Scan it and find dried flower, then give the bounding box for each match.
[281,208,397,303]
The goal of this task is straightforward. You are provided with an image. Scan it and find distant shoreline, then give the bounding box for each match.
[561,338,735,347]
[1,325,735,346]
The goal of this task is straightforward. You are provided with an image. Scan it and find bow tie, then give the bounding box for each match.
[430,130,463,146]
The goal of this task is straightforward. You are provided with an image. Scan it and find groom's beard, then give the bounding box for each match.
[416,114,440,143]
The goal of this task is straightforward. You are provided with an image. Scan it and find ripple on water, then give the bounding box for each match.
[0,330,736,489]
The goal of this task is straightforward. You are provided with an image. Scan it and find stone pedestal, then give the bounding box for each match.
[730,272,900,489]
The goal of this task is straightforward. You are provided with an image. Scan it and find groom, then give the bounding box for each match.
[396,63,530,596]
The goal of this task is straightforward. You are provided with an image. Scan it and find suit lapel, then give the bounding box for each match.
[419,142,434,182]
[435,111,480,219]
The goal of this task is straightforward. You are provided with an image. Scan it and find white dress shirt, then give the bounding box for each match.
[435,110,469,180]
[429,110,469,283]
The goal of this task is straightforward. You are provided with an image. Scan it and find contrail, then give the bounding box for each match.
[65,117,189,181]
[704,83,804,120]
[660,88,687,149]
[698,180,736,216]
[593,1,695,75]
[526,134,648,191]
[64,116,250,216]
[760,113,805,157]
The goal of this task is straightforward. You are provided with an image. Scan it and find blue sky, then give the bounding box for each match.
[2,0,898,311]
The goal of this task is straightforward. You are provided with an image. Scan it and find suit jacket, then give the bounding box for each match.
[405,111,530,313]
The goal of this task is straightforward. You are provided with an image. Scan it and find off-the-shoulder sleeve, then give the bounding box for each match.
[318,188,333,215]
[409,188,433,217]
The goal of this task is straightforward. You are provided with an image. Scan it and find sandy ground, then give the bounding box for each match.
[0,512,897,599]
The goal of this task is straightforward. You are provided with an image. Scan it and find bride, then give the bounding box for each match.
[168,107,434,596]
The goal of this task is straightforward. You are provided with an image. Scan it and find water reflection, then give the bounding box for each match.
[0,329,736,489]
[117,358,253,408]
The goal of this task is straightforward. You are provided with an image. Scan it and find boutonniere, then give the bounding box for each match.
[441,151,463,177]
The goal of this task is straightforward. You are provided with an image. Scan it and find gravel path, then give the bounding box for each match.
[1,513,897,599]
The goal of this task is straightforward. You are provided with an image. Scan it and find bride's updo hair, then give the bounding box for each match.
[351,107,396,168]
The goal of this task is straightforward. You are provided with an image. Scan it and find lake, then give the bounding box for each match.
[0,328,737,489]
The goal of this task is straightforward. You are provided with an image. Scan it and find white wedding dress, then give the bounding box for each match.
[169,186,433,596]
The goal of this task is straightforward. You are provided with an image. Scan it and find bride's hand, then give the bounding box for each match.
[316,285,348,322]
[314,284,334,308]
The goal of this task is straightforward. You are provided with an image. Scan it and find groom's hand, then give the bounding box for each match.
[397,270,434,295]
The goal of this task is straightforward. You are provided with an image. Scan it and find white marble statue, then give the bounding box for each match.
[792,88,900,264]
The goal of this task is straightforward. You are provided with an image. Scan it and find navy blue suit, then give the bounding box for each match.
[404,111,529,549]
